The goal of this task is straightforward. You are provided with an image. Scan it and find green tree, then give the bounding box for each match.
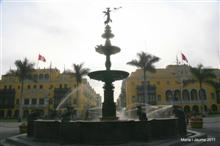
[189,64,216,113]
[8,58,35,121]
[72,63,89,119]
[73,63,90,87]
[127,52,160,104]
[190,64,216,89]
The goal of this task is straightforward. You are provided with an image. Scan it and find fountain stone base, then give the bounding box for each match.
[33,118,179,144]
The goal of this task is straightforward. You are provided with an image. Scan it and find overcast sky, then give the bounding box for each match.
[0,0,219,101]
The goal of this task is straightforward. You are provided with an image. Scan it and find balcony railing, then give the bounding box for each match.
[167,99,207,105]
[22,104,48,108]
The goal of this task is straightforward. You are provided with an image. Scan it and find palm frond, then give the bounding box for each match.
[190,64,216,88]
[13,58,35,82]
[127,51,160,72]
[73,63,90,85]
[127,60,142,68]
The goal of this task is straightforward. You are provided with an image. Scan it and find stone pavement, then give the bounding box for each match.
[0,130,206,146]
[0,122,20,141]
[188,116,220,146]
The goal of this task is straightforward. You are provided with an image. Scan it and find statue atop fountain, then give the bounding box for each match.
[88,7,129,120]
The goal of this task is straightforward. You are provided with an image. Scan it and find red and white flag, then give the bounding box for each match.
[181,53,188,63]
[38,54,46,62]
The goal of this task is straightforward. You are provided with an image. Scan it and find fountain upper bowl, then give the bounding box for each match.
[88,70,129,82]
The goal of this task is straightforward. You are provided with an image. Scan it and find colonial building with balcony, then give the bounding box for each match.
[0,68,101,119]
[123,64,220,116]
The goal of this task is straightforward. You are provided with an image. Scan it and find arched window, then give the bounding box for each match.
[174,90,181,101]
[165,90,173,102]
[191,89,197,101]
[204,105,207,112]
[211,104,218,112]
[199,89,206,100]
[184,105,191,113]
[192,105,199,113]
[182,89,190,101]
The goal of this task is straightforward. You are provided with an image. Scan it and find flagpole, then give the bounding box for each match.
[49,61,52,82]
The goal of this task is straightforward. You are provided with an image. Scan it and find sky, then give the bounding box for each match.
[0,0,219,101]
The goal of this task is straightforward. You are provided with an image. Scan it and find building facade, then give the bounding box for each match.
[0,68,101,119]
[123,65,220,116]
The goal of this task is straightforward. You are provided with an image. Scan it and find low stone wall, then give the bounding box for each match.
[34,120,60,141]
[33,118,178,144]
[150,118,179,140]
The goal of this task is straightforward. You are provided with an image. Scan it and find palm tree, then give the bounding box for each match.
[190,64,216,89]
[189,64,216,113]
[8,58,35,121]
[127,52,160,105]
[72,63,89,119]
[72,63,90,100]
[73,63,90,88]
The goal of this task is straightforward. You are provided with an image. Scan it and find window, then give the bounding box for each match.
[9,85,12,89]
[199,89,206,100]
[4,85,7,89]
[24,99,30,105]
[166,81,170,85]
[27,85,31,89]
[31,98,37,105]
[211,93,215,99]
[39,74,43,80]
[16,99,19,104]
[157,95,161,101]
[64,84,68,88]
[18,85,20,90]
[39,98,44,105]
[45,74,49,80]
[174,90,181,101]
[39,85,43,89]
[157,81,160,85]
[49,85,53,89]
[182,89,190,101]
[33,85,37,89]
[132,96,136,102]
[59,84,62,88]
[165,90,173,101]
[33,74,38,80]
[191,89,198,101]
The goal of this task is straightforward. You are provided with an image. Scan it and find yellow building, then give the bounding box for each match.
[0,68,101,119]
[123,65,220,116]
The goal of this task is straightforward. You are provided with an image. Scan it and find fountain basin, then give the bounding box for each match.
[96,45,120,55]
[88,70,129,82]
[33,118,179,144]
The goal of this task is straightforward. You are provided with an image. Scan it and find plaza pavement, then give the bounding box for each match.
[0,122,19,141]
[188,116,220,146]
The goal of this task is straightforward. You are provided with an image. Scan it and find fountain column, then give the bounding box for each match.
[88,9,129,120]
[88,25,129,120]
[102,82,116,119]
